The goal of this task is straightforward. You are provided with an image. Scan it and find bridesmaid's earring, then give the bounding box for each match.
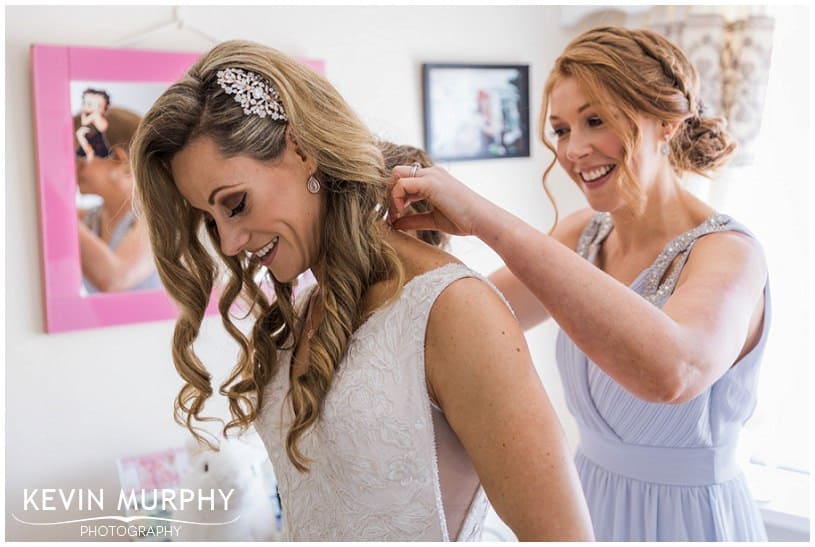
[659,135,670,157]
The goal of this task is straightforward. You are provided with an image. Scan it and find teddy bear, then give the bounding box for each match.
[171,435,283,541]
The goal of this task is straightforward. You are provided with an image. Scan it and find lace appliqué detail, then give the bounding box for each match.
[254,263,489,541]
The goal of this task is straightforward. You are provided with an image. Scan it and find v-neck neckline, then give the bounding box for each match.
[588,213,723,289]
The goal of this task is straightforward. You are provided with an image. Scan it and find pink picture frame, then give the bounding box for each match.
[31,44,325,333]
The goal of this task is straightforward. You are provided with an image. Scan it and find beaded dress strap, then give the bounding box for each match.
[84,206,101,232]
[576,212,613,263]
[642,214,732,304]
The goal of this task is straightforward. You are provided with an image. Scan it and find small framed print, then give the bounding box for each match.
[422,63,530,161]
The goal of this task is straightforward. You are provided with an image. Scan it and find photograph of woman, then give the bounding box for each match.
[390,26,771,542]
[75,105,162,294]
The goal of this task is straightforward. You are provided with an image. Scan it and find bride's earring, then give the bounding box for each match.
[307,175,321,194]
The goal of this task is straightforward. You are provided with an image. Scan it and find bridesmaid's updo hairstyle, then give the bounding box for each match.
[540,26,736,214]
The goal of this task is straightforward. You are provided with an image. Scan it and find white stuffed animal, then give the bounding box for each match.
[172,435,283,541]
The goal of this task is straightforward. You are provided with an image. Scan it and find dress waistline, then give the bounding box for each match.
[577,432,740,486]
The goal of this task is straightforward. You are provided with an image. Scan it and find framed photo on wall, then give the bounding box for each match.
[422,63,530,162]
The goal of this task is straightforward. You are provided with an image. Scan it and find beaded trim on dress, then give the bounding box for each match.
[576,212,732,304]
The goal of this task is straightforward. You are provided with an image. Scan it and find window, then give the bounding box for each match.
[692,6,810,534]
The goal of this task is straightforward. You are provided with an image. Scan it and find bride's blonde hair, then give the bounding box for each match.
[131,40,403,471]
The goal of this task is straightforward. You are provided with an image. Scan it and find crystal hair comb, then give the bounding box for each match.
[216,67,288,121]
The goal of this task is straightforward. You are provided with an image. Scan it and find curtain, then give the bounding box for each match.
[559,6,775,166]
[649,11,775,166]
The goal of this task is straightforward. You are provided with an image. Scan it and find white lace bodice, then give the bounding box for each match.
[255,263,493,541]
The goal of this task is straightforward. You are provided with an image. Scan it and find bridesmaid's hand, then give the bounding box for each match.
[388,164,492,238]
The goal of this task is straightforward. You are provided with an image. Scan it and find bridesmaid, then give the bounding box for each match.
[390,26,770,541]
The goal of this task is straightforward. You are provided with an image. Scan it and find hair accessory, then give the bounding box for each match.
[216,67,288,121]
[306,175,321,194]
[409,162,421,178]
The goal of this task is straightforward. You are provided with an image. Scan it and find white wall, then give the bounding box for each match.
[5,5,603,540]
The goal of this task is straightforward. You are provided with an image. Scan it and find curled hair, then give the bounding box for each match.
[377,140,450,250]
[131,40,403,471]
[540,26,736,216]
